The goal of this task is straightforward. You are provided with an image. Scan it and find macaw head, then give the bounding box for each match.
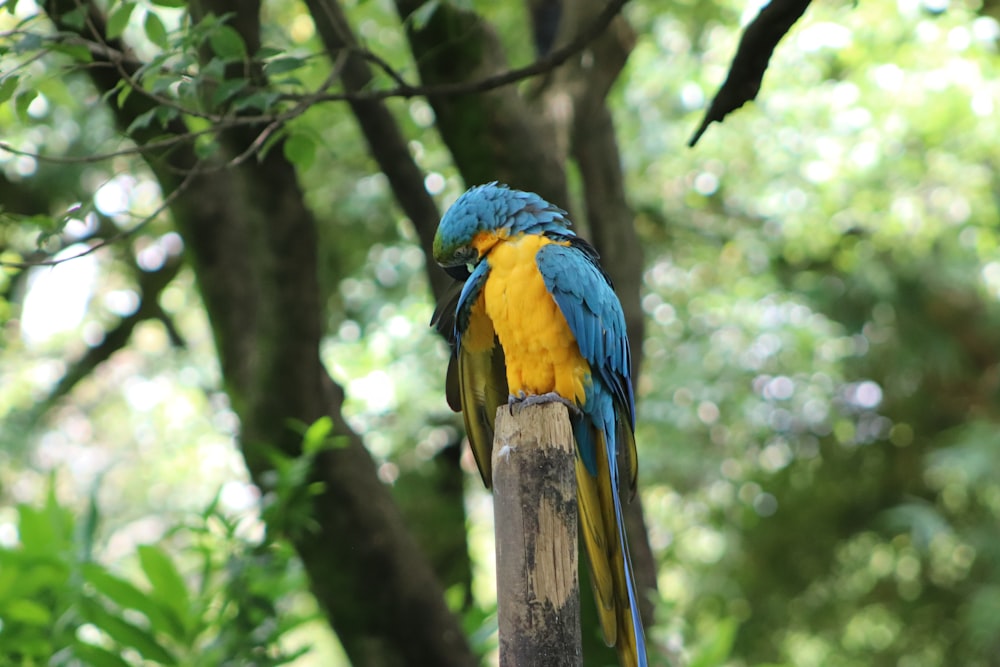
[433,182,573,278]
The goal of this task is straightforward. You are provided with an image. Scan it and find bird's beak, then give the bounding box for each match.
[444,264,471,281]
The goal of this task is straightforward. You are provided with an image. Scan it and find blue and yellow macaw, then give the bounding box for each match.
[433,182,647,667]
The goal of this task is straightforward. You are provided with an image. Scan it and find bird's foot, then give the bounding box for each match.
[508,391,581,416]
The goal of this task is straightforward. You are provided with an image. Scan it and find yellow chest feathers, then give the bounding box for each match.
[478,234,589,403]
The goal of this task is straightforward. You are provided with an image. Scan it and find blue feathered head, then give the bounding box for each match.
[433,183,573,274]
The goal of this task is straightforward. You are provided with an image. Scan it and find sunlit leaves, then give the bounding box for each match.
[79,596,178,664]
[58,5,87,29]
[408,0,441,30]
[107,2,136,40]
[618,2,1000,665]
[257,417,348,539]
[0,484,316,666]
[300,415,348,456]
[688,617,740,667]
[144,11,169,49]
[72,642,133,667]
[13,89,35,123]
[210,77,248,108]
[232,89,281,113]
[207,24,247,61]
[11,30,42,54]
[0,75,18,104]
[82,565,187,642]
[137,545,190,630]
[283,131,316,171]
[0,487,73,661]
[124,105,179,135]
[266,55,308,75]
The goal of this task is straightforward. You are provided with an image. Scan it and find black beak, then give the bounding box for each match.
[444,265,471,281]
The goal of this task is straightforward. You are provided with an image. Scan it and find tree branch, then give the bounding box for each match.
[689,0,813,146]
[304,0,450,300]
[394,0,568,204]
[32,254,184,419]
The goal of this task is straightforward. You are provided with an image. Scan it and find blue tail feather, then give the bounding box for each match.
[608,433,648,666]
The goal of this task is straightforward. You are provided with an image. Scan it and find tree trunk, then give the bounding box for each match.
[41,2,477,665]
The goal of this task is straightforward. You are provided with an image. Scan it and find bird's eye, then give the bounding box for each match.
[459,246,478,264]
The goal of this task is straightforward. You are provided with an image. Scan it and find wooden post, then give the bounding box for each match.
[492,401,581,667]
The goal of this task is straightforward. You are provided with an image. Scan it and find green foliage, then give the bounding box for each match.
[0,482,314,667]
[257,417,348,539]
[3,0,1000,665]
[0,486,75,665]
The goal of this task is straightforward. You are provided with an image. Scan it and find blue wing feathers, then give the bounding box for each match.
[536,240,634,428]
[454,261,491,347]
[537,237,647,666]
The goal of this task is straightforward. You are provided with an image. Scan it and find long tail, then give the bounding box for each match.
[576,424,647,667]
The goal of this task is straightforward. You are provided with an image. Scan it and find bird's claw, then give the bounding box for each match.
[507,391,580,416]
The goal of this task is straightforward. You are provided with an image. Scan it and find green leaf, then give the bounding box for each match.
[78,480,102,561]
[114,80,131,108]
[0,76,18,105]
[257,125,286,161]
[138,545,189,622]
[106,2,136,40]
[149,75,176,95]
[74,641,132,667]
[689,617,738,667]
[83,565,150,611]
[14,90,37,122]
[82,564,186,641]
[154,104,179,127]
[265,56,307,75]
[283,132,315,171]
[301,416,333,456]
[50,42,93,62]
[255,46,283,59]
[194,135,219,159]
[13,31,42,54]
[232,90,280,113]
[60,5,87,29]
[409,0,440,31]
[144,11,169,49]
[125,107,157,134]
[16,502,65,555]
[4,598,52,625]
[208,25,246,60]
[149,0,186,6]
[79,597,177,664]
[210,77,248,108]
[200,56,226,82]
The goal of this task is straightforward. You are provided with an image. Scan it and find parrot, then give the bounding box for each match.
[432,182,648,667]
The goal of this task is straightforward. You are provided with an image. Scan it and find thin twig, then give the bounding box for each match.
[0,160,202,269]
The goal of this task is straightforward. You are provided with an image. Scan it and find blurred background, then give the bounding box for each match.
[2,0,999,665]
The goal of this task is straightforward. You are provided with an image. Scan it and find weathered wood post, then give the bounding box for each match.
[492,401,582,667]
